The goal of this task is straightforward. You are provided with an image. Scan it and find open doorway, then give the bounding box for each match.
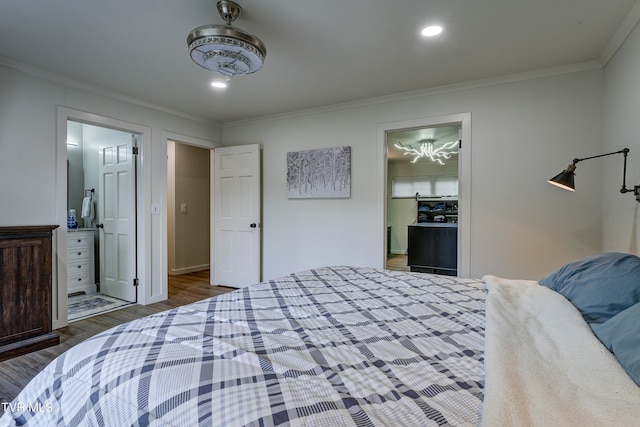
[167,140,211,278]
[386,125,460,273]
[380,113,471,277]
[55,107,152,329]
[166,142,262,288]
[65,120,138,322]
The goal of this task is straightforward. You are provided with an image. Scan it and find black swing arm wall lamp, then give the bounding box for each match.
[548,148,640,202]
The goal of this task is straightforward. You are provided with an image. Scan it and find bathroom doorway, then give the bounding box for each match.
[65,120,138,321]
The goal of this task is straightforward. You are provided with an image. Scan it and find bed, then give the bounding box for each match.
[2,258,640,426]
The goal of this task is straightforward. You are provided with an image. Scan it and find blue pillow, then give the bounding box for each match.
[591,302,640,386]
[539,252,640,324]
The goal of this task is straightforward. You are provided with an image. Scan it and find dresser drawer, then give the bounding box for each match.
[67,272,93,288]
[68,260,92,276]
[68,247,93,261]
[68,233,93,249]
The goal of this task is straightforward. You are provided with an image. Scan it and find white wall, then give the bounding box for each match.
[223,68,605,281]
[0,64,221,224]
[602,21,640,254]
[0,63,221,322]
[0,55,613,301]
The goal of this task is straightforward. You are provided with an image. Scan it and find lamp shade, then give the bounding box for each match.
[548,164,576,191]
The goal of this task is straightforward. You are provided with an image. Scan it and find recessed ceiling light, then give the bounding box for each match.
[211,80,228,89]
[421,25,443,37]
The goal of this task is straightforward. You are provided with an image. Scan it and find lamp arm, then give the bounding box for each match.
[572,148,629,164]
[572,148,635,195]
[620,148,629,194]
[611,148,640,199]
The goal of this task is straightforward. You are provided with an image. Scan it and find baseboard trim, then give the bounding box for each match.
[68,283,97,296]
[169,264,210,276]
[389,250,406,255]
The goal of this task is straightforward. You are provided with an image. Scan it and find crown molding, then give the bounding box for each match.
[0,53,604,131]
[0,56,220,127]
[600,0,640,66]
[223,61,602,129]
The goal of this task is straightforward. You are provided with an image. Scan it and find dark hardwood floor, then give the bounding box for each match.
[0,270,235,406]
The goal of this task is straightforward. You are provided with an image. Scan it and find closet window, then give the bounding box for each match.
[391,175,458,198]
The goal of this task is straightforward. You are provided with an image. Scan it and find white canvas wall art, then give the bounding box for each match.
[287,146,351,198]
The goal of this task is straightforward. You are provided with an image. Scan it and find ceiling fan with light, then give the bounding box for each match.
[187,0,266,80]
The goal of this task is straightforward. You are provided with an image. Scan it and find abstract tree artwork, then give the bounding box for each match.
[287,146,351,199]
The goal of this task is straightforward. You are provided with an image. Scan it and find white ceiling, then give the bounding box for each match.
[0,0,636,124]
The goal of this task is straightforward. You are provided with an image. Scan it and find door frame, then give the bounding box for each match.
[378,113,471,277]
[166,138,217,277]
[54,107,151,329]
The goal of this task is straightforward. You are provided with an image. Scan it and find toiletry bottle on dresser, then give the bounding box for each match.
[68,209,78,229]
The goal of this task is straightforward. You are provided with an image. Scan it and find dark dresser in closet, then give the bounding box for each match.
[407,223,457,276]
[0,225,60,361]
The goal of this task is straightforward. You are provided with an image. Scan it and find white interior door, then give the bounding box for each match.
[98,134,137,302]
[212,144,261,288]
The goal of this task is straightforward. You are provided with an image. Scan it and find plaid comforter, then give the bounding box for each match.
[1,266,486,426]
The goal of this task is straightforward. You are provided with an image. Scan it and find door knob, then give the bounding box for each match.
[249,223,261,228]
[96,224,104,228]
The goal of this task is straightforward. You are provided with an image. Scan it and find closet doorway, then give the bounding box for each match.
[386,125,460,274]
[380,113,471,277]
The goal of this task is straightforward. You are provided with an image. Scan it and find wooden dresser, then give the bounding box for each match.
[0,225,60,361]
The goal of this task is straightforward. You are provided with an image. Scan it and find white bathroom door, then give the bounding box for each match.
[212,144,261,288]
[98,134,137,302]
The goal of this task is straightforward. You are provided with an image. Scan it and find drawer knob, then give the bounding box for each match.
[77,265,82,269]
[77,239,81,243]
[78,252,82,256]
[78,278,82,281]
